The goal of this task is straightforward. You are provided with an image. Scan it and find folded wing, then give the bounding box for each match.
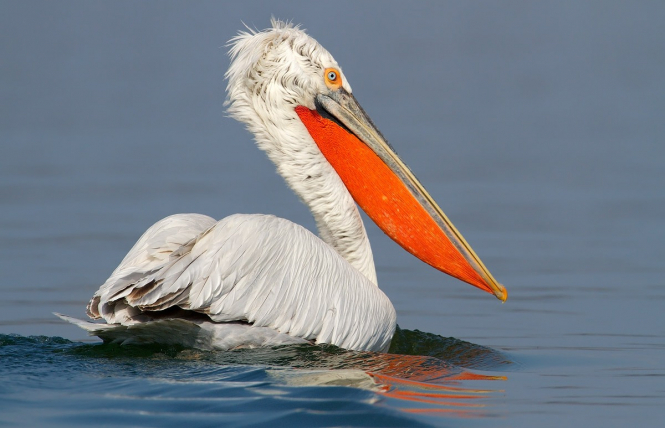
[87,213,396,351]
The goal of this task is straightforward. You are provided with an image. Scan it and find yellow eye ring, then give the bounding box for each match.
[324,67,342,90]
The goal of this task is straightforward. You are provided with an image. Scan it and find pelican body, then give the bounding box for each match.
[59,20,506,352]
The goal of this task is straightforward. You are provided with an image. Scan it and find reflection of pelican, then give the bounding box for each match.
[59,20,506,352]
[268,348,507,418]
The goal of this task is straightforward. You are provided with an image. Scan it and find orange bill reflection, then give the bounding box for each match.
[362,353,506,418]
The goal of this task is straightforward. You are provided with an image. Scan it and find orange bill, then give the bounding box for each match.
[295,89,507,301]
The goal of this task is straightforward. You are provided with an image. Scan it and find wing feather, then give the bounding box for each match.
[87,213,217,321]
[88,213,396,351]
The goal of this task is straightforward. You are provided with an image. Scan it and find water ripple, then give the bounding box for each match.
[0,329,511,426]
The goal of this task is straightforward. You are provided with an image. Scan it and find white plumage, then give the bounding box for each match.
[68,213,394,351]
[59,19,506,352]
[225,21,377,286]
[63,20,395,350]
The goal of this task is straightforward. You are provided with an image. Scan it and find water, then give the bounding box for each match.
[1,2,664,426]
[0,331,512,427]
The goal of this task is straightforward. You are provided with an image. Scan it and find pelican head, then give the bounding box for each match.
[225,20,507,301]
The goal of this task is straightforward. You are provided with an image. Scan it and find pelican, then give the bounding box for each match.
[58,20,507,352]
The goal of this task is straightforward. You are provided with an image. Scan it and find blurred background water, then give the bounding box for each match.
[1,1,663,427]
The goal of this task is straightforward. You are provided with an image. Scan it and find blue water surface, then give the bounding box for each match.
[1,330,513,427]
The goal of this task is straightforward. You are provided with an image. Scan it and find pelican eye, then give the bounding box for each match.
[324,67,342,89]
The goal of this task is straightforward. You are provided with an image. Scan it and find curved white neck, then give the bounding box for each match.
[225,29,377,285]
[277,149,378,286]
[232,105,377,284]
[227,94,377,284]
[256,117,378,285]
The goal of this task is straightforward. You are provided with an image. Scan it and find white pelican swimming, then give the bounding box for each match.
[58,20,507,352]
